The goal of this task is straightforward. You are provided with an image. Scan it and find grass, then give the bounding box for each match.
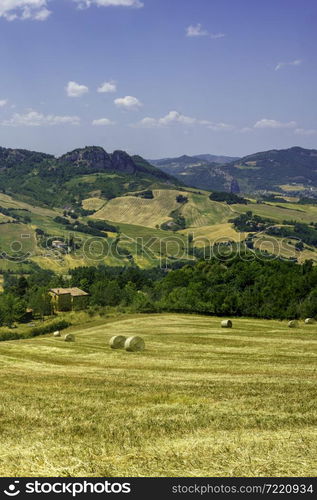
[180,223,243,244]
[93,189,184,228]
[1,189,317,270]
[0,313,316,477]
[82,197,106,211]
[279,184,306,192]
[232,202,317,224]
[182,193,235,227]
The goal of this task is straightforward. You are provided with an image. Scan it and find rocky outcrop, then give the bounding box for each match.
[111,150,136,174]
[58,146,112,171]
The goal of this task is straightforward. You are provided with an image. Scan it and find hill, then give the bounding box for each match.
[150,154,240,192]
[151,147,317,197]
[0,313,316,476]
[0,146,179,208]
[0,145,317,272]
[227,146,317,194]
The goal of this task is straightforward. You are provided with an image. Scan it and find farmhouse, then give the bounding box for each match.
[52,240,67,249]
[49,287,89,312]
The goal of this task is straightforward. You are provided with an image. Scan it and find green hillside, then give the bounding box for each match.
[153,147,317,198]
[0,145,317,273]
[0,146,179,208]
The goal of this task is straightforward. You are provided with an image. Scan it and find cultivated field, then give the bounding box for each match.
[0,314,316,477]
[93,190,184,228]
[232,202,317,224]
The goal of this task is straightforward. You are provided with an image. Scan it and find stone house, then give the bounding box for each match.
[49,287,89,312]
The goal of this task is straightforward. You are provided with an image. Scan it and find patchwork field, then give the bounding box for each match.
[0,313,316,477]
[182,193,234,227]
[0,187,317,271]
[232,202,317,224]
[93,190,185,228]
[180,223,243,244]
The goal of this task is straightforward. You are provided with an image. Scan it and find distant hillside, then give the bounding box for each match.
[0,146,179,207]
[149,154,240,193]
[226,146,317,193]
[194,154,239,164]
[150,147,317,196]
[150,153,239,167]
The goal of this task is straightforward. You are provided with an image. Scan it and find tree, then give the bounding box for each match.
[29,288,52,320]
[0,294,26,327]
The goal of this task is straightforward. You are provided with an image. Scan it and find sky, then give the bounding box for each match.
[0,0,316,158]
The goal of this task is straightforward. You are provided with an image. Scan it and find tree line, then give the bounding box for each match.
[0,255,316,327]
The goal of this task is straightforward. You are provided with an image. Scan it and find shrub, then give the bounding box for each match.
[30,320,71,337]
[0,331,21,342]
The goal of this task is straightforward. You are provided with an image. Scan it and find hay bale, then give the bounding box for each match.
[221,320,232,328]
[64,333,75,342]
[288,320,298,328]
[124,336,145,352]
[305,318,316,325]
[109,335,126,349]
[53,330,61,337]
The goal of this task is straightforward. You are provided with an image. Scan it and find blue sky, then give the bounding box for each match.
[0,0,316,158]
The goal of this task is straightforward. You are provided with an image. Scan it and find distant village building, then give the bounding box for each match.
[49,287,89,312]
[52,240,68,249]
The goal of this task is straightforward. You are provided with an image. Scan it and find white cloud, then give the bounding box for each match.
[0,1,51,21]
[186,23,225,39]
[186,23,209,37]
[294,127,317,136]
[2,110,80,126]
[73,0,144,9]
[92,118,115,126]
[254,119,297,129]
[275,59,302,71]
[135,111,233,131]
[114,95,142,110]
[208,122,234,131]
[159,111,197,125]
[0,99,8,107]
[66,81,89,98]
[97,81,117,93]
[0,0,144,20]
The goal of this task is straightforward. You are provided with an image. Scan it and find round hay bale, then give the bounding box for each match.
[305,318,316,325]
[53,330,61,337]
[221,320,232,328]
[124,336,145,352]
[288,320,298,328]
[64,333,75,342]
[109,335,126,349]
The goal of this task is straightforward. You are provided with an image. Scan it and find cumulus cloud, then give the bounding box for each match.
[92,118,115,126]
[275,59,302,71]
[135,111,233,131]
[0,100,8,107]
[0,0,144,20]
[114,95,142,110]
[73,0,144,9]
[2,110,80,126]
[254,119,297,129]
[66,81,89,98]
[97,81,117,93]
[0,1,51,21]
[186,23,225,39]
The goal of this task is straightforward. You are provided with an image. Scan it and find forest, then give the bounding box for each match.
[1,255,316,329]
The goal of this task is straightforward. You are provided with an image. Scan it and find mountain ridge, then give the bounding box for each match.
[0,145,180,207]
[151,147,317,195]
